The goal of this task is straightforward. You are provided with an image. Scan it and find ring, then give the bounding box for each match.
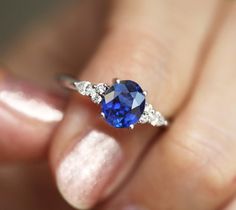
[59,75,168,129]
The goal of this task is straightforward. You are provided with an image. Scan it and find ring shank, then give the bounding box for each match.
[58,75,79,91]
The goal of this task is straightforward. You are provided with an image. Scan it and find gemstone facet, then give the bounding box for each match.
[101,80,146,128]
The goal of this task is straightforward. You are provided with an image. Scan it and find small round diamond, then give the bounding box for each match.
[84,83,94,96]
[151,112,167,126]
[91,93,102,104]
[86,86,103,104]
[95,83,108,95]
[101,80,146,128]
[75,81,91,95]
[139,112,149,124]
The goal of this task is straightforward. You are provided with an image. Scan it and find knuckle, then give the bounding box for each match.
[98,21,171,77]
[109,26,171,79]
[104,26,177,110]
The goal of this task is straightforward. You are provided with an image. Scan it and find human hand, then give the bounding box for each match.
[1,1,236,210]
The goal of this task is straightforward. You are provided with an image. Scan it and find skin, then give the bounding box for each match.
[0,0,236,210]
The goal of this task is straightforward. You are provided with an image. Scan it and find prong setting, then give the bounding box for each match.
[129,124,134,129]
[101,112,105,118]
[112,78,120,84]
[139,103,168,126]
[143,91,148,96]
[115,79,121,84]
[164,120,168,126]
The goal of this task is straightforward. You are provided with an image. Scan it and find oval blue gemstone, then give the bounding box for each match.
[101,80,146,128]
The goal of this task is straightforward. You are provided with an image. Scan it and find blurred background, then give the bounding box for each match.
[0,0,63,50]
[0,0,107,90]
[0,1,107,209]
[0,2,70,209]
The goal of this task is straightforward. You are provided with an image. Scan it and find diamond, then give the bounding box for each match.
[150,112,167,126]
[139,112,149,123]
[84,83,94,96]
[91,93,102,104]
[86,85,103,104]
[150,112,161,126]
[138,103,167,126]
[74,81,91,96]
[75,81,103,104]
[101,80,146,128]
[95,83,108,95]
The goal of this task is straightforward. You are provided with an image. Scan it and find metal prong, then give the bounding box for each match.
[164,120,168,126]
[143,91,148,96]
[129,124,134,129]
[113,78,120,84]
[101,112,105,118]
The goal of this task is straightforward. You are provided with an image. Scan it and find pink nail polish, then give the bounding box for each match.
[0,70,64,122]
[56,130,123,209]
[0,69,65,160]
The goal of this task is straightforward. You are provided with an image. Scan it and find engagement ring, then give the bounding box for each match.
[59,75,168,129]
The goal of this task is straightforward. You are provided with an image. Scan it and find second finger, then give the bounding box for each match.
[100,3,236,210]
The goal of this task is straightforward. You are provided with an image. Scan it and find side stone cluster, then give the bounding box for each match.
[74,81,109,104]
[74,80,167,128]
[139,103,168,126]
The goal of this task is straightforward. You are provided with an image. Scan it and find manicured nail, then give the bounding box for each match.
[56,130,123,209]
[0,69,65,160]
[0,70,64,122]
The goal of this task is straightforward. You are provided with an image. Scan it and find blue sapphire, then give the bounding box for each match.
[101,80,146,128]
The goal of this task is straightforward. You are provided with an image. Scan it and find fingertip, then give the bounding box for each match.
[55,129,124,209]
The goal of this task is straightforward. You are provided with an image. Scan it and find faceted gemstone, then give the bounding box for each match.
[101,80,146,128]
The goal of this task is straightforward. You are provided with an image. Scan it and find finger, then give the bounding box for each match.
[0,163,75,210]
[0,69,64,161]
[50,0,221,209]
[223,198,236,210]
[100,3,236,210]
[0,1,104,161]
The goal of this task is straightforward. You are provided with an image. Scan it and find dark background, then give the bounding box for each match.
[0,0,65,49]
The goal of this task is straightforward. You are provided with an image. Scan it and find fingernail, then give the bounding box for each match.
[0,69,65,160]
[0,70,64,122]
[56,130,123,209]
